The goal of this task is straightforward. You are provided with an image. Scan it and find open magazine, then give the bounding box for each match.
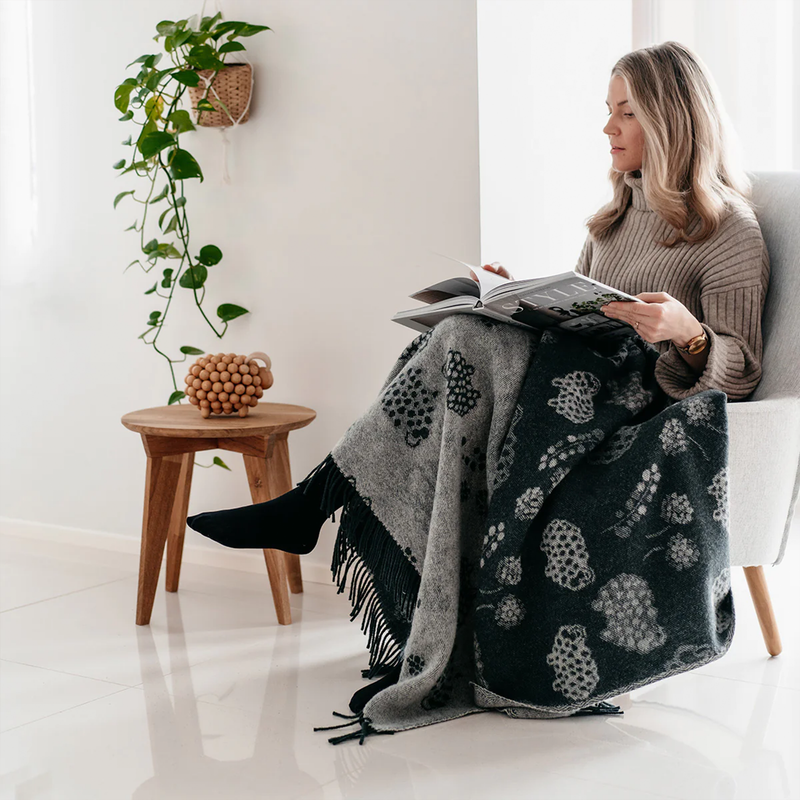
[391,252,647,341]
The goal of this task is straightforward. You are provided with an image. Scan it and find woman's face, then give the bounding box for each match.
[603,75,644,172]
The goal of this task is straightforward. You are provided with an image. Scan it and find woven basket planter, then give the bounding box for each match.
[187,63,252,127]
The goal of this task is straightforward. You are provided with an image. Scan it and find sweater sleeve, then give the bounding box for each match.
[574,233,593,277]
[653,218,770,402]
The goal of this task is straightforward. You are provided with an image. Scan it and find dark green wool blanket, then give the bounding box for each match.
[299,314,734,745]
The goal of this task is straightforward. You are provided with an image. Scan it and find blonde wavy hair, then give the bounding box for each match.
[587,41,754,247]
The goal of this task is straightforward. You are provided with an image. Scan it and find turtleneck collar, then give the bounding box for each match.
[623,169,651,212]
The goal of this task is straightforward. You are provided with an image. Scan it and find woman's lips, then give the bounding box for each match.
[611,147,625,153]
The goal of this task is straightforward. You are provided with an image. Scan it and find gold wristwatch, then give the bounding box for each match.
[674,330,709,354]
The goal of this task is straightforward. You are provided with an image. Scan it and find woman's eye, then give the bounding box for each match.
[624,113,634,117]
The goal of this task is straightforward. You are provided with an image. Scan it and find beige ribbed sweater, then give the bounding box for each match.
[575,170,771,402]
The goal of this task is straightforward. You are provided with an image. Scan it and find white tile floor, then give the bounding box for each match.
[1,526,798,800]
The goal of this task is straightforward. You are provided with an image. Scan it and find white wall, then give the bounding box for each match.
[476,0,633,279]
[0,0,481,581]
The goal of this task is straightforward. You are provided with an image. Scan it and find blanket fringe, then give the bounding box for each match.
[314,712,396,746]
[573,700,624,716]
[297,453,421,678]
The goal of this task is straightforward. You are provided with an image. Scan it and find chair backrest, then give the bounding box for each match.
[748,170,800,402]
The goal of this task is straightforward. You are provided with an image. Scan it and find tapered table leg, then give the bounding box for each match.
[265,433,304,595]
[244,450,292,625]
[165,452,195,593]
[136,453,184,625]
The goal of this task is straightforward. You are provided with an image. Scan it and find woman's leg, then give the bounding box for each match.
[186,315,539,554]
[185,473,333,554]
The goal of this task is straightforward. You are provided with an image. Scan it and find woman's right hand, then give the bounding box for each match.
[469,262,515,283]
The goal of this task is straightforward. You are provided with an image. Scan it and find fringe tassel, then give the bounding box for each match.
[573,700,624,716]
[314,712,397,746]
[297,453,421,678]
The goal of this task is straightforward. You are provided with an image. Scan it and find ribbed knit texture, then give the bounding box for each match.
[575,170,771,401]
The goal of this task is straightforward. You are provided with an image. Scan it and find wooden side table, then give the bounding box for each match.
[121,402,317,626]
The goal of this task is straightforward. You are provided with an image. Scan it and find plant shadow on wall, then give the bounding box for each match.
[112,12,269,470]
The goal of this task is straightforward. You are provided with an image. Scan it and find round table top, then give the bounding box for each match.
[121,402,317,438]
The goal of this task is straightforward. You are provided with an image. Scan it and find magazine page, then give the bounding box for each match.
[392,295,537,334]
[429,252,511,299]
[482,274,645,339]
[409,276,480,305]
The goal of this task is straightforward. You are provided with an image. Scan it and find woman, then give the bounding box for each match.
[188,42,768,741]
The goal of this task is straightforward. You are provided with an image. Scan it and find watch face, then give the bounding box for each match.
[688,336,708,354]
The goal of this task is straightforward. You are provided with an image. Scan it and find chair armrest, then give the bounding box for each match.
[726,396,800,566]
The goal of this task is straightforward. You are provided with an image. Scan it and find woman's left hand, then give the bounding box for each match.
[600,292,704,346]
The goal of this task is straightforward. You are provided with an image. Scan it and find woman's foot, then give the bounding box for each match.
[186,457,338,554]
[349,662,403,714]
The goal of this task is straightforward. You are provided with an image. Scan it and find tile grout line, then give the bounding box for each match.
[0,684,133,735]
[0,575,136,614]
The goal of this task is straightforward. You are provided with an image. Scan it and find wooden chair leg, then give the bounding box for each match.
[243,449,292,625]
[265,433,304,595]
[284,553,304,595]
[165,452,195,593]
[742,565,782,656]
[136,453,184,625]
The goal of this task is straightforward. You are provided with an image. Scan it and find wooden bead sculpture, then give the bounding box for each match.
[183,351,274,419]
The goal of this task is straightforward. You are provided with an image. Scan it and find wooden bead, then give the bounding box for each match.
[209,371,220,382]
[212,382,223,393]
[196,389,207,400]
[253,375,261,387]
[199,399,210,408]
[228,363,239,374]
[211,401,222,410]
[207,391,217,401]
[223,382,234,393]
[220,371,230,382]
[238,406,248,417]
[216,353,225,360]
[201,407,211,418]
[222,403,233,412]
[222,355,233,365]
[246,364,257,375]
[199,370,210,380]
[189,395,199,405]
[231,373,242,384]
[234,384,245,395]
[255,386,263,398]
[250,397,258,407]
[242,373,253,386]
[241,394,251,405]
[186,386,196,397]
[184,374,193,386]
[262,371,274,390]
[234,355,245,365]
[201,380,212,391]
[191,365,202,377]
[192,378,202,390]
[218,392,229,402]
[245,384,255,395]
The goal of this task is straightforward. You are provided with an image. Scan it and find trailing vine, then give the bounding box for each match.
[112,12,270,417]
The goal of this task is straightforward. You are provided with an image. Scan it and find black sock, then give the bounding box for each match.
[348,662,403,715]
[186,457,338,554]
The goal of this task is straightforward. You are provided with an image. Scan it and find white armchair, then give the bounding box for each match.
[728,170,800,656]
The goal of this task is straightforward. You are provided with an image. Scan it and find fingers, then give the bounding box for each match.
[634,292,670,302]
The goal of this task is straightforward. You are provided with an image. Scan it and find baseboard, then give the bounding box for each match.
[0,516,334,586]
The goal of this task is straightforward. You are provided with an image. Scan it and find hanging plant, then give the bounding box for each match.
[112,12,270,412]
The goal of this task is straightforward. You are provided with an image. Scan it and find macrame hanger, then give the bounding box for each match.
[193,0,255,184]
